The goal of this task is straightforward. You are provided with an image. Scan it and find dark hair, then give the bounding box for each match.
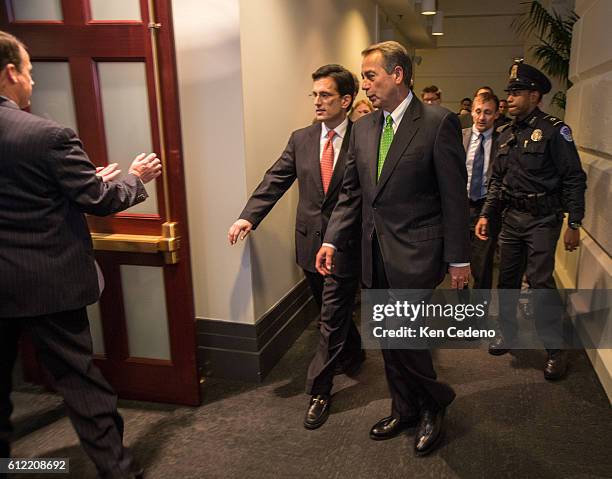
[0,30,25,72]
[361,41,412,86]
[461,97,472,104]
[312,64,356,110]
[499,98,508,105]
[352,72,360,96]
[473,91,499,111]
[421,85,441,99]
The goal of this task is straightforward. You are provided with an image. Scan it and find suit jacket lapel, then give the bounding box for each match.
[368,110,384,190]
[375,97,421,200]
[462,128,471,152]
[323,121,352,206]
[307,123,325,199]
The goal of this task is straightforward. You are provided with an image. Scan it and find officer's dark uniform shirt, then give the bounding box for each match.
[482,107,586,224]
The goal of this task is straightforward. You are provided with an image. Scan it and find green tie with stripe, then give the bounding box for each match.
[377,114,394,180]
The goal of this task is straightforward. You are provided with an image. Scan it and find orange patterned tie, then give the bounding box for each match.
[320,130,335,194]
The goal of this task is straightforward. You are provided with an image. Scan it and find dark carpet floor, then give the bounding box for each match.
[8,317,612,479]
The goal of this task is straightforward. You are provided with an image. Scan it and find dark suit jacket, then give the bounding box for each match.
[0,97,148,318]
[462,127,499,182]
[239,121,360,277]
[324,97,470,289]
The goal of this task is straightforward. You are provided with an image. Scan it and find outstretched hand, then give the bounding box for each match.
[128,153,162,184]
[228,219,253,245]
[95,163,121,182]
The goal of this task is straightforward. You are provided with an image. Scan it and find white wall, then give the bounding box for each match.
[412,0,572,115]
[562,0,612,401]
[414,0,526,111]
[239,0,377,318]
[173,0,377,323]
[172,0,255,324]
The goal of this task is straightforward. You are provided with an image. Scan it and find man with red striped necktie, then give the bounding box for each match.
[229,64,365,429]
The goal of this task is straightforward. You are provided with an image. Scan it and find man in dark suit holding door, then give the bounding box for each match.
[317,41,470,456]
[463,91,501,290]
[0,31,160,478]
[228,64,363,430]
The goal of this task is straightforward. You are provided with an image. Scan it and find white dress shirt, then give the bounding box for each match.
[381,90,413,132]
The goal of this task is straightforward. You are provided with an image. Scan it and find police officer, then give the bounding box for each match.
[475,61,586,380]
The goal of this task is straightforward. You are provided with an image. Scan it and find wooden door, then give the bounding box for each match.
[1,0,200,406]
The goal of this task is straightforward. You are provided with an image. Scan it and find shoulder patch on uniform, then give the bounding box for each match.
[496,123,511,134]
[560,125,574,142]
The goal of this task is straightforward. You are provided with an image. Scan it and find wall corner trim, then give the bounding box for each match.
[196,279,317,382]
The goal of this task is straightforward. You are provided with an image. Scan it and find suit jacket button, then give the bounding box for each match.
[315,231,321,236]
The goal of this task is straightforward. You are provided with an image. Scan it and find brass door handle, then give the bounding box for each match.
[91,222,180,264]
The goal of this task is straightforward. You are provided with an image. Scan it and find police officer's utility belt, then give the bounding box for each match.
[501,188,562,216]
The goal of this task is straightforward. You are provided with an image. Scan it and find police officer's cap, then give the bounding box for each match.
[505,60,551,94]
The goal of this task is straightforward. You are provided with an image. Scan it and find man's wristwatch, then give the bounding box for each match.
[568,221,582,230]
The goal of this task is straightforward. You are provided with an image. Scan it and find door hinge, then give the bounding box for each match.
[148,22,162,30]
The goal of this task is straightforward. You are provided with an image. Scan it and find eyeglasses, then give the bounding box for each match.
[308,92,339,101]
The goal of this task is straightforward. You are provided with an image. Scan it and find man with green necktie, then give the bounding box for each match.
[316,41,470,456]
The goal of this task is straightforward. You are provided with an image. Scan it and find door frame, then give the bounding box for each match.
[1,0,200,406]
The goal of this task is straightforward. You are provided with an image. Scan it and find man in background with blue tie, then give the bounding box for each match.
[462,91,501,290]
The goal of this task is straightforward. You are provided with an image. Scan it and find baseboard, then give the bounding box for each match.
[196,279,317,382]
[568,297,612,403]
[556,257,612,403]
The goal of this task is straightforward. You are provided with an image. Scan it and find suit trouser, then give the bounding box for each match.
[305,273,361,395]
[0,308,136,478]
[303,270,362,395]
[469,199,500,290]
[372,236,455,420]
[497,208,564,349]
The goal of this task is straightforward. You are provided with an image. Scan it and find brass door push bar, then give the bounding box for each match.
[91,222,180,264]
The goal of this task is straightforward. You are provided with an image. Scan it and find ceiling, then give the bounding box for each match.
[376,0,436,48]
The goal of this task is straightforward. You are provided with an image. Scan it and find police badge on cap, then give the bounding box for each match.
[505,60,552,94]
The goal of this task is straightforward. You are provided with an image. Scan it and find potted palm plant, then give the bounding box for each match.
[512,1,579,110]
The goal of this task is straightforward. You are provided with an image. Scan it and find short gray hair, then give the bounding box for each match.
[361,41,412,86]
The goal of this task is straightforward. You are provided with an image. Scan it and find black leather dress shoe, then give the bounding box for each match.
[304,394,331,430]
[488,336,511,356]
[544,350,568,380]
[369,415,417,440]
[414,408,446,456]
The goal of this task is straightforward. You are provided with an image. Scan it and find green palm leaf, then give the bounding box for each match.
[511,1,579,110]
